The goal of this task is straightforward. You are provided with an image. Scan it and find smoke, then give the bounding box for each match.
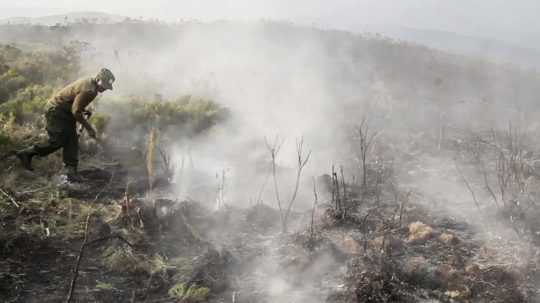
[66,20,540,214]
[79,22,365,208]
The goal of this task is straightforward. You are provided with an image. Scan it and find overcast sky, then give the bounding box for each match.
[0,0,538,50]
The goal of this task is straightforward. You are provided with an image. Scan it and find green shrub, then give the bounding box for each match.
[0,43,79,106]
[0,84,54,123]
[101,94,228,138]
[0,69,28,103]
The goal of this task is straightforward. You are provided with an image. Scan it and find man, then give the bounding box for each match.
[16,68,115,182]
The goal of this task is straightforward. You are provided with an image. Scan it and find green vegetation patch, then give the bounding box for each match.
[102,246,143,273]
[0,43,80,105]
[100,94,229,138]
[168,283,210,302]
[95,280,115,290]
[102,248,171,276]
[0,84,54,123]
[169,256,195,278]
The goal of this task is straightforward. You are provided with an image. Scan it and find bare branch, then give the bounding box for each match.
[266,135,285,224]
[283,136,311,231]
[266,135,311,232]
[65,213,92,303]
[355,117,379,188]
[454,159,481,211]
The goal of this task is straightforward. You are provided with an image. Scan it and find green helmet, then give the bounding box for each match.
[95,68,115,90]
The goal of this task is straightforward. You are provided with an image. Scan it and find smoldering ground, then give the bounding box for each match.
[79,23,538,299]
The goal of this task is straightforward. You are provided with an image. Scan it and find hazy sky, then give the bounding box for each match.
[0,0,538,49]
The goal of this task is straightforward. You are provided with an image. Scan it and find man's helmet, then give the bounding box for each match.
[95,68,115,90]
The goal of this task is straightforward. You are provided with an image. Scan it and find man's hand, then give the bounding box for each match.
[83,110,93,120]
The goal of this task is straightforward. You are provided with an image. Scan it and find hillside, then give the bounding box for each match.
[0,11,126,26]
[3,12,540,68]
[380,26,540,68]
[0,20,539,302]
[1,21,539,122]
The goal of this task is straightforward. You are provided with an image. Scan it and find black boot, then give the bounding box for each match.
[65,166,84,183]
[16,149,37,171]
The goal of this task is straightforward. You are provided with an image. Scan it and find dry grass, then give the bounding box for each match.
[407,221,433,243]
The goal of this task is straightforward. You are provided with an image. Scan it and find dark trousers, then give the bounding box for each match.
[33,107,78,168]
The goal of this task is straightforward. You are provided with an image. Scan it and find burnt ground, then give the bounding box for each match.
[1,147,540,303]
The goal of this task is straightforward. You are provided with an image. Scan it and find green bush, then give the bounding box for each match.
[0,84,54,123]
[18,85,53,112]
[99,94,229,141]
[0,69,28,103]
[0,43,79,105]
[125,95,228,133]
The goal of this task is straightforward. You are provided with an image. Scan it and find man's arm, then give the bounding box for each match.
[72,91,96,137]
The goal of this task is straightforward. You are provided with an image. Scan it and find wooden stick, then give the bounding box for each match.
[65,213,92,303]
